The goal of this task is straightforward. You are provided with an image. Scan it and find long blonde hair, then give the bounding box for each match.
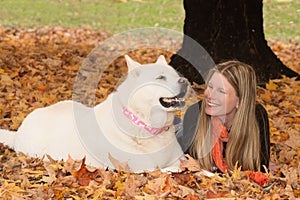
[190,60,261,171]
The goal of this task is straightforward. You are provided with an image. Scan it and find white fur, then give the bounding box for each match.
[0,55,186,172]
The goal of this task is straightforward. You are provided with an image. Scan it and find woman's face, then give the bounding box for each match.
[204,72,239,119]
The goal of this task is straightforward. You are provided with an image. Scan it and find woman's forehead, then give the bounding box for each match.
[209,72,235,90]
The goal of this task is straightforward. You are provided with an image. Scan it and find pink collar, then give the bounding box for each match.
[122,106,165,135]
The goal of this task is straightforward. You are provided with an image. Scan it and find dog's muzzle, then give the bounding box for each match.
[159,77,188,109]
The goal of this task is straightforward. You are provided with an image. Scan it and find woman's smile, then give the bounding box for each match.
[206,100,219,107]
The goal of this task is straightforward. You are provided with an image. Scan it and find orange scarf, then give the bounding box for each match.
[211,117,268,187]
[211,117,229,173]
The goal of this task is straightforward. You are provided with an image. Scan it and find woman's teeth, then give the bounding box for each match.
[207,102,218,107]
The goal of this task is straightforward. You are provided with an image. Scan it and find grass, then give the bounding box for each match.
[0,0,298,41]
[263,0,300,41]
[0,0,184,33]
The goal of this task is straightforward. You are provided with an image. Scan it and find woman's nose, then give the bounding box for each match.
[205,87,219,99]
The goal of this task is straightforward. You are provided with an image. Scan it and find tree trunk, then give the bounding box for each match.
[169,0,299,85]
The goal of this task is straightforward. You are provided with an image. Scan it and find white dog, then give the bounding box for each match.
[0,55,189,172]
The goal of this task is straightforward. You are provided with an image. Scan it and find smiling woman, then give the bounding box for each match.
[178,60,270,186]
[204,71,239,122]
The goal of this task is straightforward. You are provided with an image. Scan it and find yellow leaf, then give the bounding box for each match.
[0,74,14,84]
[259,90,272,103]
[29,183,44,188]
[21,168,45,175]
[53,188,67,199]
[266,80,278,90]
[114,180,126,197]
[231,163,242,180]
[0,181,27,195]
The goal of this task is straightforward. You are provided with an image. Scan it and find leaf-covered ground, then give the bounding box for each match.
[0,27,299,199]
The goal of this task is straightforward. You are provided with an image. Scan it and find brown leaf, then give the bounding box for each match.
[71,157,100,186]
[284,131,300,150]
[180,154,202,172]
[108,153,131,172]
[124,174,146,197]
[205,188,229,199]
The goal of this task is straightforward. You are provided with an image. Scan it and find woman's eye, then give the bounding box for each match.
[156,75,166,80]
[218,89,226,94]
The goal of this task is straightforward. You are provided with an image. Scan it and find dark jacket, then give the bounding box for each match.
[176,101,270,172]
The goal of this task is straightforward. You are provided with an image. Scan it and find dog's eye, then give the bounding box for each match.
[156,75,166,80]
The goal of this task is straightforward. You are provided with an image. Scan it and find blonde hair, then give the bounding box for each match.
[190,60,261,171]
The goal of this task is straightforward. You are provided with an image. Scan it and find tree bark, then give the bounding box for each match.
[169,0,299,85]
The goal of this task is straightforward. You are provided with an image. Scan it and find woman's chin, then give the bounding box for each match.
[205,108,217,116]
[205,108,224,117]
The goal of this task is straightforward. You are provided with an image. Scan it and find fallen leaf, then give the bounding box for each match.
[284,131,300,149]
[266,79,279,90]
[180,154,202,172]
[0,27,299,199]
[205,188,230,199]
[36,85,47,92]
[108,153,131,172]
[71,157,100,186]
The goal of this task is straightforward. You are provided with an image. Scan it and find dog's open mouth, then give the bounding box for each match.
[159,91,186,109]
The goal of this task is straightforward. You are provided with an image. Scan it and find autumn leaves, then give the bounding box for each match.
[0,27,299,198]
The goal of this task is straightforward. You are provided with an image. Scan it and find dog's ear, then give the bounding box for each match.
[155,55,168,65]
[125,55,141,72]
